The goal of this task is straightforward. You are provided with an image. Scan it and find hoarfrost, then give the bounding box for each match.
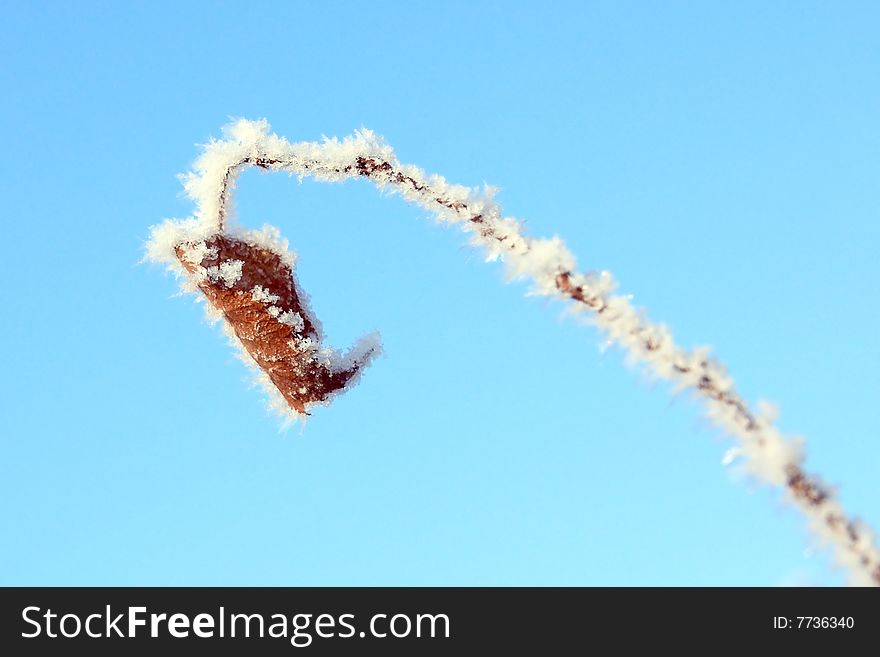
[145,118,879,586]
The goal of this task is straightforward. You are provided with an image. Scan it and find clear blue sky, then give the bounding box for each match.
[2,1,878,586]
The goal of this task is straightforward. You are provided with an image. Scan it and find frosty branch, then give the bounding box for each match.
[146,119,879,586]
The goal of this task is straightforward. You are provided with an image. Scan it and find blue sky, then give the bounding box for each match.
[1,1,878,585]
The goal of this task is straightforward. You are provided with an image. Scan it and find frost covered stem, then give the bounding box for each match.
[218,155,469,233]
[218,157,282,231]
[148,119,879,585]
